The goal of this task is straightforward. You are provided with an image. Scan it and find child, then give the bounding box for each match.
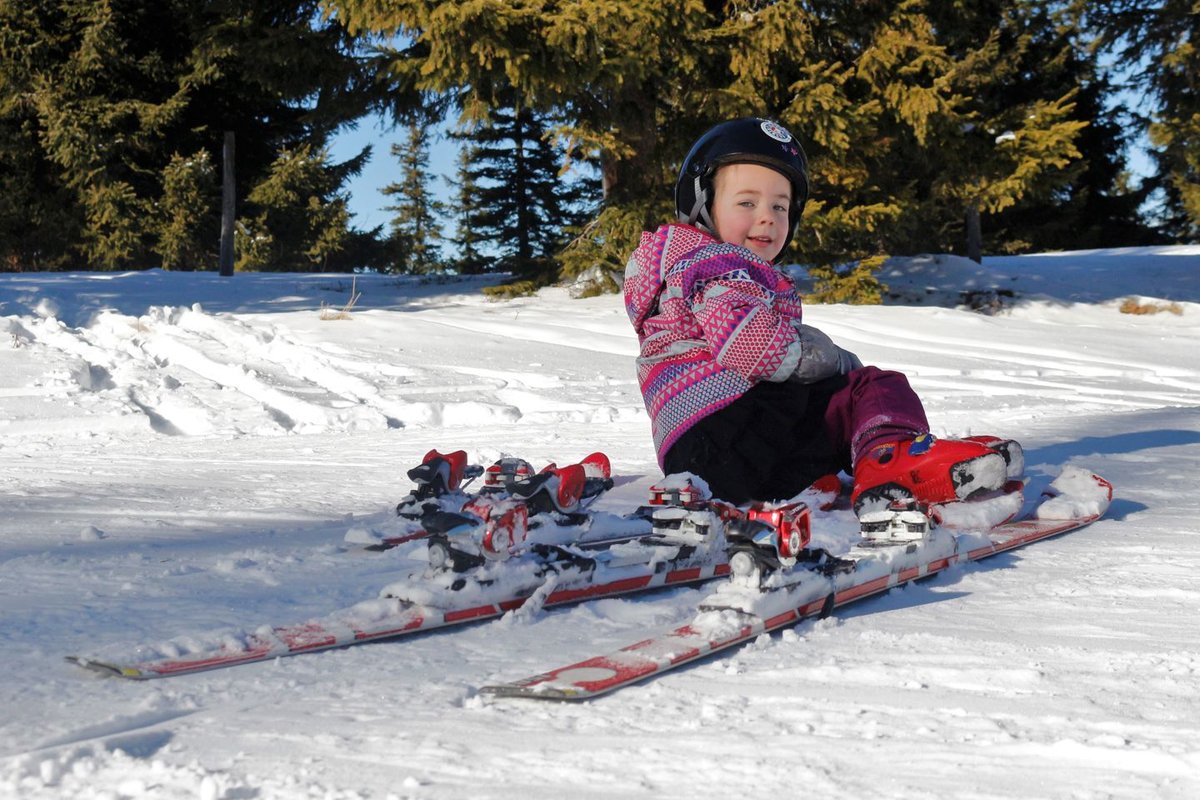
[623,117,1016,513]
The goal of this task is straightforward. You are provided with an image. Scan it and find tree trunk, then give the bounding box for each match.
[965,204,982,264]
[219,131,236,277]
[600,86,661,226]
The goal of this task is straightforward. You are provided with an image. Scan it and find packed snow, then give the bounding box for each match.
[2,247,1199,799]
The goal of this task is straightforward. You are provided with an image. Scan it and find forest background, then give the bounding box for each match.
[1,0,1196,301]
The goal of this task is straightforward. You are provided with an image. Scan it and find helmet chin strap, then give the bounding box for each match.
[687,175,717,235]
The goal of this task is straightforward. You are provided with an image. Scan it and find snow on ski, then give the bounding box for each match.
[64,470,736,680]
[480,468,1113,701]
[64,470,840,681]
[66,555,732,679]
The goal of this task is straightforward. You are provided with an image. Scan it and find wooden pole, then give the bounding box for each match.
[965,205,983,264]
[219,131,235,276]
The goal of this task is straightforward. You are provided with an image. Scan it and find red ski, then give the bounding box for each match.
[66,556,732,680]
[66,470,747,680]
[480,468,1113,701]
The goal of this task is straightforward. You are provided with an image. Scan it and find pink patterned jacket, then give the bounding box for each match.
[624,223,805,466]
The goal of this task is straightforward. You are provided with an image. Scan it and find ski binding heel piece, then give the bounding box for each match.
[482,456,535,494]
[722,500,812,583]
[397,449,482,517]
[859,498,932,545]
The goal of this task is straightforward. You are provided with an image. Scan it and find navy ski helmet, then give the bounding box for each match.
[675,118,810,259]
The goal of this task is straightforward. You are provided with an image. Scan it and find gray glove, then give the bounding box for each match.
[839,345,864,372]
[790,324,862,383]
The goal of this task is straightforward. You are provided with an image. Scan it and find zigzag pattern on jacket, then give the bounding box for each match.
[623,223,805,466]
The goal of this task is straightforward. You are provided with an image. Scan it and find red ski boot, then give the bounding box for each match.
[962,435,1025,479]
[851,434,1010,515]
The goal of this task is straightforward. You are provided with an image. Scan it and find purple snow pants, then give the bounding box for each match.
[662,366,929,504]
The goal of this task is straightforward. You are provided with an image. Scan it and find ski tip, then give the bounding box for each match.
[65,655,147,680]
[477,682,594,702]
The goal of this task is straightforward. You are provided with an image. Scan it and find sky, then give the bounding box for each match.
[327,109,1162,241]
[328,113,460,234]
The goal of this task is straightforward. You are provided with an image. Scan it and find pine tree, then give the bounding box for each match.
[236,145,355,271]
[0,0,390,271]
[327,0,716,278]
[1097,0,1200,240]
[445,147,491,274]
[452,100,593,280]
[381,122,444,274]
[329,0,1148,286]
[156,150,218,271]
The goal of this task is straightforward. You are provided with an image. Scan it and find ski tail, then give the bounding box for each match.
[580,452,611,480]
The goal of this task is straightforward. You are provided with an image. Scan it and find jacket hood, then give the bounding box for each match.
[623,224,716,335]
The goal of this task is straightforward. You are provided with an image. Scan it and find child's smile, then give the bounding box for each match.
[709,162,792,262]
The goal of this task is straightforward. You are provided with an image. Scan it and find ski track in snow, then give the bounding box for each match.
[2,253,1199,800]
[3,294,640,442]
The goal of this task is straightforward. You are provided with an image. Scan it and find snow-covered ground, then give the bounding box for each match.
[1,247,1198,799]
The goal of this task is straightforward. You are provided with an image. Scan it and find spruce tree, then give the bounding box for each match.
[1097,0,1200,239]
[0,0,191,269]
[328,1,1100,282]
[986,1,1158,251]
[925,1,1092,261]
[445,147,491,274]
[381,122,444,274]
[236,145,356,271]
[0,0,390,271]
[0,0,85,270]
[452,100,591,279]
[327,0,716,279]
[156,150,218,271]
[787,1,1095,265]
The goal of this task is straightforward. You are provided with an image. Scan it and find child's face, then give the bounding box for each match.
[710,162,792,262]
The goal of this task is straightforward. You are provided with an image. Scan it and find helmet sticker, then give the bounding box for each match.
[759,120,792,143]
